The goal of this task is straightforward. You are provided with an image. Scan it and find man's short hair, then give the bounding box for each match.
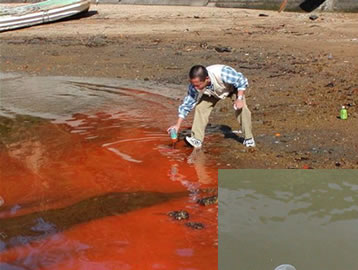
[189,65,208,81]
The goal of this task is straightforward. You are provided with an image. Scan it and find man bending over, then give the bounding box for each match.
[168,64,255,148]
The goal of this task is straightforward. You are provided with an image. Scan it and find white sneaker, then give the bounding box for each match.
[243,138,256,147]
[185,136,202,148]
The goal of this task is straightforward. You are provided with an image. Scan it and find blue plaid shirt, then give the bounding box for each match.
[178,65,248,119]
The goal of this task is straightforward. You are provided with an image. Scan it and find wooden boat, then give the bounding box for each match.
[0,0,90,32]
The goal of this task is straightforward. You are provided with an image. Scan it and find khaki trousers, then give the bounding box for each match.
[191,94,253,142]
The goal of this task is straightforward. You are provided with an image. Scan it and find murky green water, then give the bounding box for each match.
[219,170,358,270]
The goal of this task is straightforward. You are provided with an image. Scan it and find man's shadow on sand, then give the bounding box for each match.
[180,123,245,144]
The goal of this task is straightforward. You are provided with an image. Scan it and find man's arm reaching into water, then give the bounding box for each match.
[167,84,199,133]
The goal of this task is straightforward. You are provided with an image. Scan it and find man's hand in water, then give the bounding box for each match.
[167,118,184,133]
[167,124,180,134]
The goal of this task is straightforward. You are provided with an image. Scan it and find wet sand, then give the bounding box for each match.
[0,4,358,168]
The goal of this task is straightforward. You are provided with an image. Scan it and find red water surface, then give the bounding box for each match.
[0,109,218,269]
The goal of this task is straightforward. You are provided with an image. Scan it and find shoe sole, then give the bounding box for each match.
[184,137,194,147]
[184,137,201,148]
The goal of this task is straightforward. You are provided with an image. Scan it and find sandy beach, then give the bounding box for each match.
[1,4,358,168]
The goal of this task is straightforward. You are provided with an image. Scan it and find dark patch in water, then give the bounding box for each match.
[0,191,187,251]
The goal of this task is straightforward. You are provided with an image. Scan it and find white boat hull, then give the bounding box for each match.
[0,0,90,32]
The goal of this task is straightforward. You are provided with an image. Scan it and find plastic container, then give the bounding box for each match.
[340,106,348,120]
[170,128,177,141]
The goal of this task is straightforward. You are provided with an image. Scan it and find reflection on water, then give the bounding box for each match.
[0,75,218,270]
[219,170,358,270]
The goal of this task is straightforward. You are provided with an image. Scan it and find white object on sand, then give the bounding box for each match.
[0,0,90,32]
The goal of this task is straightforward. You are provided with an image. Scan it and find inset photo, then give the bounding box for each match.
[219,170,358,270]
